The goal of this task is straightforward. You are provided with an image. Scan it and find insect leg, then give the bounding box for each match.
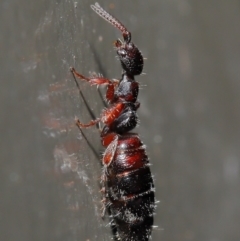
[75,118,101,128]
[70,67,117,102]
[70,68,100,159]
[75,121,99,159]
[70,67,96,122]
[89,44,109,108]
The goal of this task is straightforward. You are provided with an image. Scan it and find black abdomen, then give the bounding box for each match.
[103,134,155,241]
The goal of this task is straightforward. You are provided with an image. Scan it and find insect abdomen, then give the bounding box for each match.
[104,134,155,241]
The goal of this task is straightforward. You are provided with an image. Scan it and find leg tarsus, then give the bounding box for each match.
[75,118,101,128]
[70,67,90,81]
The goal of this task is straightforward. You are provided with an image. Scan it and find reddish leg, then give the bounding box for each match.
[70,67,108,85]
[70,67,118,102]
[75,102,125,129]
[76,118,100,128]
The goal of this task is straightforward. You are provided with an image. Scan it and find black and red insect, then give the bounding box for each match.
[71,3,156,241]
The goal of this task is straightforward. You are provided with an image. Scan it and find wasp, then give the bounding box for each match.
[71,3,156,241]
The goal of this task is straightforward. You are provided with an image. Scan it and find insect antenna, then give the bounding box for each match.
[91,2,131,43]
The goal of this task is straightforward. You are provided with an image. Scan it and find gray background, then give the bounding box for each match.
[1,0,240,241]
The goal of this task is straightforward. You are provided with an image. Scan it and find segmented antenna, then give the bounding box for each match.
[91,2,131,43]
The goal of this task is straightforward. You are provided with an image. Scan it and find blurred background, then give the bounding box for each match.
[1,0,240,241]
